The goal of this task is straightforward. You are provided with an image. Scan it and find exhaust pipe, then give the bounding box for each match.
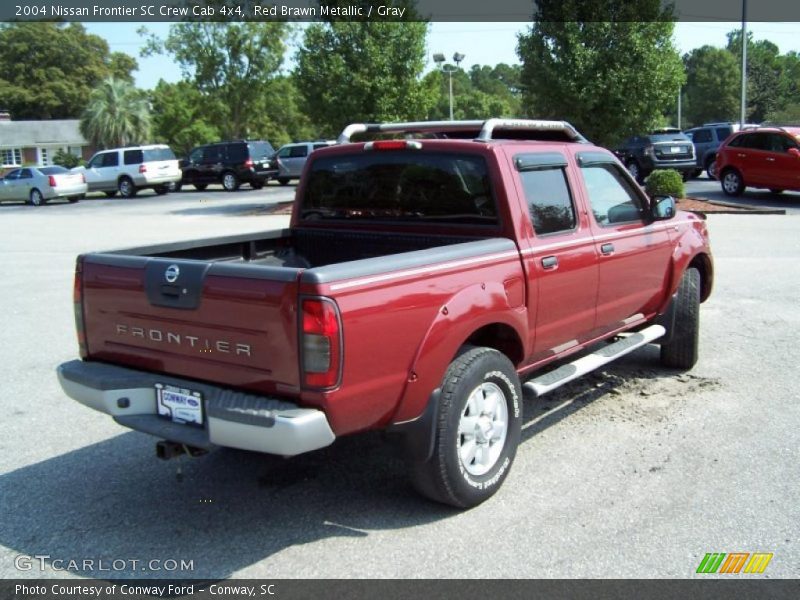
[156,440,208,461]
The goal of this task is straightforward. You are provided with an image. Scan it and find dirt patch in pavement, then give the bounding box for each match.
[252,201,294,216]
[678,197,785,215]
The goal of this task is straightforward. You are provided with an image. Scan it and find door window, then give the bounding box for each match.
[289,145,309,158]
[189,148,203,163]
[100,152,119,167]
[580,164,645,226]
[123,149,144,165]
[519,168,576,236]
[19,168,32,179]
[4,169,20,180]
[692,129,712,143]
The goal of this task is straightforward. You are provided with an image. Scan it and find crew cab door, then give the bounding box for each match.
[575,152,673,332]
[511,152,599,362]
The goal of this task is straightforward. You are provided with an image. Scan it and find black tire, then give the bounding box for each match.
[68,195,80,203]
[770,189,784,194]
[409,347,522,509]
[171,181,183,192]
[222,171,240,192]
[29,188,44,206]
[660,267,701,370]
[154,184,169,195]
[720,168,744,196]
[682,171,693,182]
[194,184,207,191]
[690,169,702,179]
[118,177,137,198]
[706,160,718,180]
[104,191,118,198]
[277,177,290,186]
[251,181,264,190]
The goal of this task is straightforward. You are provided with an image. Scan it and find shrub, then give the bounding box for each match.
[52,149,83,169]
[644,169,684,198]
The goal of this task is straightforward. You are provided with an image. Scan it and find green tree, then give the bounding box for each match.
[295,2,432,137]
[80,78,151,149]
[516,0,684,147]
[149,80,219,156]
[726,30,783,123]
[141,22,290,140]
[682,46,739,127]
[52,149,83,169]
[423,65,521,121]
[0,23,138,119]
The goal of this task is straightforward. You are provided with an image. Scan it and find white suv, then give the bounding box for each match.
[76,145,181,198]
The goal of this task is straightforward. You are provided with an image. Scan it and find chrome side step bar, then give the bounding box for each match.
[523,324,666,397]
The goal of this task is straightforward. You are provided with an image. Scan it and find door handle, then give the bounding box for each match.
[541,256,558,269]
[600,243,615,255]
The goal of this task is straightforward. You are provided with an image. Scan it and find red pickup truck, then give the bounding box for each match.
[57,119,713,508]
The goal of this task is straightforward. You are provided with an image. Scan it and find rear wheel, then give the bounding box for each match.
[720,169,744,196]
[118,176,137,198]
[68,195,80,203]
[660,268,701,369]
[154,184,169,195]
[409,347,522,508]
[222,171,240,192]
[104,191,118,198]
[29,188,44,206]
[277,177,290,186]
[194,184,207,191]
[706,160,718,180]
[251,181,264,190]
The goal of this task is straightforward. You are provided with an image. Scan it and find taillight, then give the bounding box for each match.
[81,173,86,183]
[244,158,254,168]
[73,256,88,358]
[48,175,57,186]
[139,164,147,173]
[364,140,422,151]
[301,298,342,389]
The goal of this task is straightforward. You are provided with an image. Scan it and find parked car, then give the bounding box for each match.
[684,122,760,179]
[178,140,277,192]
[75,145,181,198]
[57,118,713,508]
[0,165,87,206]
[716,126,800,196]
[615,128,697,183]
[271,141,336,185]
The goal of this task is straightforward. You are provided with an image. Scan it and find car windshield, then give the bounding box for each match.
[143,148,176,161]
[248,142,274,160]
[300,151,498,226]
[39,166,69,174]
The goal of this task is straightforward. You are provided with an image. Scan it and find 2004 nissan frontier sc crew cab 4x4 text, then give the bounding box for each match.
[57,119,713,508]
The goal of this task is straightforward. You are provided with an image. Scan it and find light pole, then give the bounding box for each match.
[433,52,465,120]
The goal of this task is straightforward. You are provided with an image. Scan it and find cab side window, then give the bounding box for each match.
[581,164,645,226]
[100,152,119,167]
[519,167,576,236]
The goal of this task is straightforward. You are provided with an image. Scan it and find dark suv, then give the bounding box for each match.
[716,126,800,196]
[615,128,697,183]
[178,141,277,191]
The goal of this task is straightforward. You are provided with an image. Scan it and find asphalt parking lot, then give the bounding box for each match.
[0,185,797,579]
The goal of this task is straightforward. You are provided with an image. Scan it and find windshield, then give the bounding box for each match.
[300,151,498,226]
[142,147,176,161]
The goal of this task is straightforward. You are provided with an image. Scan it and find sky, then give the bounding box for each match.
[83,21,800,91]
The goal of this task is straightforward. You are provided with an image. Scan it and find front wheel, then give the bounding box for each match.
[660,268,701,369]
[409,347,522,508]
[118,177,137,198]
[194,184,207,191]
[770,189,784,194]
[277,177,290,186]
[222,172,240,192]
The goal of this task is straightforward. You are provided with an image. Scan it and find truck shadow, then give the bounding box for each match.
[0,427,451,580]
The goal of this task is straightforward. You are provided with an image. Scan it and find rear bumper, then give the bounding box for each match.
[57,360,335,456]
[48,183,88,199]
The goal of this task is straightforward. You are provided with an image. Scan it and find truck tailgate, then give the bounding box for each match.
[80,255,302,395]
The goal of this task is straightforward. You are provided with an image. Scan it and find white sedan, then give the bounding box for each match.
[0,166,87,205]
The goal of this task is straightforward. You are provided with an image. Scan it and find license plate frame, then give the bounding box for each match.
[155,383,204,426]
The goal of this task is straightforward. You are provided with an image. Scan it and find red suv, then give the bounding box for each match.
[716,126,800,196]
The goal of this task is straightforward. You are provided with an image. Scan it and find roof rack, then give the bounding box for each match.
[336,118,588,144]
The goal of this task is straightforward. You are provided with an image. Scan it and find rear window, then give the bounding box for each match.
[301,151,498,226]
[39,166,68,174]
[247,142,274,160]
[143,147,176,162]
[649,133,691,143]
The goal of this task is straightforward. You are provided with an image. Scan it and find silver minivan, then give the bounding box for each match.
[272,141,335,185]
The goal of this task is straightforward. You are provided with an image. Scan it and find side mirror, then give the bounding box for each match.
[651,195,676,221]
[788,147,800,158]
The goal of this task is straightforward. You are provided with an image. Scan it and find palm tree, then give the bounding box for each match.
[80,78,151,148]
